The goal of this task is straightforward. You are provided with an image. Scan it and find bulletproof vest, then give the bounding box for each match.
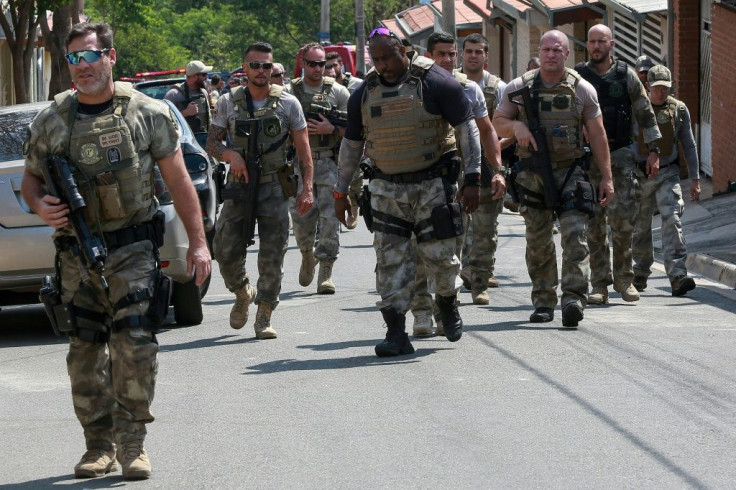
[231,85,288,174]
[361,56,455,175]
[55,82,152,229]
[637,96,681,159]
[291,76,339,151]
[575,60,632,151]
[481,71,501,119]
[176,82,210,133]
[516,69,585,163]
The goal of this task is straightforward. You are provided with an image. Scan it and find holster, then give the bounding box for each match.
[146,268,172,326]
[277,162,299,198]
[431,202,464,239]
[559,180,597,218]
[358,184,373,232]
[39,275,74,336]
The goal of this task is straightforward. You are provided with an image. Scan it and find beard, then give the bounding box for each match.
[75,68,112,96]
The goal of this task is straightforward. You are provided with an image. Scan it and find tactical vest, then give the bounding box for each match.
[361,56,455,174]
[176,82,210,133]
[291,76,339,151]
[481,71,501,119]
[637,96,682,159]
[55,82,153,229]
[516,69,585,163]
[230,84,288,174]
[575,60,632,151]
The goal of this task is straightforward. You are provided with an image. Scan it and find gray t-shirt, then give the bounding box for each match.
[463,79,489,120]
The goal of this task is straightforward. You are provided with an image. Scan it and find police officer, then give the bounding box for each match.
[325,51,364,93]
[164,60,213,136]
[576,24,662,305]
[21,22,211,480]
[206,42,314,338]
[287,43,350,293]
[635,55,655,87]
[493,29,614,328]
[335,27,481,356]
[632,65,700,296]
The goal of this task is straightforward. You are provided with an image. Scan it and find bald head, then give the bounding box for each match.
[540,30,569,51]
[588,24,613,40]
[586,23,615,64]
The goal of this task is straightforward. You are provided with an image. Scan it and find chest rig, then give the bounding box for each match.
[362,56,455,175]
[176,82,210,133]
[575,60,632,151]
[55,82,152,228]
[230,85,288,174]
[637,96,682,159]
[516,69,585,164]
[291,76,339,151]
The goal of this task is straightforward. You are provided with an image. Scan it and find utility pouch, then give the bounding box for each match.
[97,179,126,220]
[39,275,74,336]
[146,269,172,326]
[431,202,464,239]
[277,163,299,198]
[573,180,597,218]
[358,184,373,232]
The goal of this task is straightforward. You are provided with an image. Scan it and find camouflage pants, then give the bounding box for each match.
[633,164,687,281]
[372,177,461,314]
[516,166,590,309]
[463,186,504,292]
[588,147,640,289]
[214,179,290,308]
[290,182,340,263]
[59,239,159,450]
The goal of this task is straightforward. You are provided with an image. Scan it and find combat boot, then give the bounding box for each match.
[253,303,278,339]
[488,275,500,288]
[435,294,462,342]
[471,290,489,305]
[317,261,336,294]
[375,307,415,357]
[633,276,647,292]
[117,441,151,480]
[671,275,696,297]
[299,249,318,287]
[346,200,359,230]
[460,267,472,291]
[412,310,434,337]
[530,307,554,323]
[230,283,255,329]
[74,449,118,478]
[561,302,584,329]
[587,286,609,305]
[615,283,640,302]
[434,306,444,336]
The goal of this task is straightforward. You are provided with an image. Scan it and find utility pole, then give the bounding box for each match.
[355,0,366,74]
[441,0,456,37]
[320,0,331,43]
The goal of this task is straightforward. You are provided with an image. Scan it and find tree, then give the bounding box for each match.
[38,0,84,98]
[0,0,41,103]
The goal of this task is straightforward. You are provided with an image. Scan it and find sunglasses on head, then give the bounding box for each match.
[248,61,273,70]
[65,49,110,65]
[368,27,400,41]
[303,59,327,68]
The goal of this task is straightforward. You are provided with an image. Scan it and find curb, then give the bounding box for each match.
[686,253,736,289]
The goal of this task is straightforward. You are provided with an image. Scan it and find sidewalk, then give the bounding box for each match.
[652,177,736,288]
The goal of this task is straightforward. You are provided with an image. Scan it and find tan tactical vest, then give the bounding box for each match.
[516,69,585,163]
[230,85,288,175]
[637,96,682,159]
[362,56,455,174]
[291,76,339,151]
[481,71,501,119]
[55,82,152,228]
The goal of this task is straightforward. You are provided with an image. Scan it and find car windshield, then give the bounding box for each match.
[136,80,184,100]
[0,109,37,163]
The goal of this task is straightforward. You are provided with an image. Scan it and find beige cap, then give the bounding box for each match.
[648,65,672,88]
[186,60,213,76]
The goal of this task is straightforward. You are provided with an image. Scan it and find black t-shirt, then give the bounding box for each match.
[344,63,474,142]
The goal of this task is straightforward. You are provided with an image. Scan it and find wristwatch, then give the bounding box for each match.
[649,145,661,155]
[332,190,348,199]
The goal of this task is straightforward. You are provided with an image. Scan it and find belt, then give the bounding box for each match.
[517,157,576,171]
[636,161,672,168]
[227,171,279,184]
[312,150,334,159]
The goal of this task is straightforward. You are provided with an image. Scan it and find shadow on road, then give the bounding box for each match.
[159,334,256,352]
[0,304,65,347]
[0,473,132,489]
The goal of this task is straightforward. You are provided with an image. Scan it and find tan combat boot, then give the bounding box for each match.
[488,275,500,288]
[253,303,278,339]
[346,199,359,230]
[117,441,151,480]
[615,283,640,302]
[299,249,318,287]
[471,290,490,305]
[587,286,609,305]
[412,311,434,337]
[230,283,255,329]
[74,448,118,478]
[317,261,336,294]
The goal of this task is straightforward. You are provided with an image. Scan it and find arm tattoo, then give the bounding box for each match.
[205,126,228,160]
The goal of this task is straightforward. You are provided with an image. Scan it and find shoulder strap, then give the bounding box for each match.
[452,69,468,86]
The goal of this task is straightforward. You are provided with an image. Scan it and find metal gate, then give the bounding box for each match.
[612,11,667,65]
[699,1,713,176]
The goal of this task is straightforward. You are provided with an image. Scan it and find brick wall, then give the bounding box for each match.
[672,0,699,123]
[710,5,736,193]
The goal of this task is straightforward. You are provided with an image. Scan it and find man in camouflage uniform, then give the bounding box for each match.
[21,22,211,480]
[287,43,350,293]
[635,55,655,87]
[632,65,700,296]
[206,42,314,338]
[164,60,213,136]
[494,30,614,328]
[409,31,505,337]
[335,27,481,356]
[576,24,661,305]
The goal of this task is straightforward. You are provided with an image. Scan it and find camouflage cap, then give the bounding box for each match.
[648,64,672,88]
[635,55,654,73]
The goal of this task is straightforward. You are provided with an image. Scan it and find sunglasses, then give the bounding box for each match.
[325,63,335,69]
[368,27,400,41]
[65,49,110,65]
[270,72,285,78]
[248,61,273,70]
[303,59,327,68]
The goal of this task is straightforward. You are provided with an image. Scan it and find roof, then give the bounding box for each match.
[597,0,666,20]
[490,0,601,25]
[383,0,482,38]
[463,0,493,18]
[429,0,483,25]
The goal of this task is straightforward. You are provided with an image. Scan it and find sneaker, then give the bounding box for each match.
[117,441,151,480]
[253,303,278,339]
[471,290,489,305]
[230,284,255,329]
[633,277,647,292]
[460,268,472,291]
[587,287,609,305]
[561,303,584,328]
[488,275,499,288]
[412,311,434,337]
[530,307,554,323]
[74,449,118,478]
[671,276,696,297]
[617,283,640,302]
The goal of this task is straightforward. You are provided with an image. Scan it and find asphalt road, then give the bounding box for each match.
[2,211,735,489]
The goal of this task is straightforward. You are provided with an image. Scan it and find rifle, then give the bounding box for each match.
[41,155,108,288]
[306,104,348,128]
[220,118,262,247]
[507,85,560,209]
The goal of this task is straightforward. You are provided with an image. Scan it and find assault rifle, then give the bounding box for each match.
[306,104,348,128]
[507,85,560,209]
[41,155,108,288]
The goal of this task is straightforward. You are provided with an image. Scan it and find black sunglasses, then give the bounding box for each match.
[270,72,285,78]
[65,49,110,65]
[303,59,327,68]
[248,61,273,70]
[368,27,400,41]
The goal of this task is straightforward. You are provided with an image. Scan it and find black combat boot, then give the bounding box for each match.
[375,308,415,357]
[435,294,463,342]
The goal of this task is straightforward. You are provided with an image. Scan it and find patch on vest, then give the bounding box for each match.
[263,117,281,138]
[608,81,625,98]
[657,111,671,124]
[107,147,122,164]
[100,131,122,148]
[79,143,101,165]
[552,94,570,110]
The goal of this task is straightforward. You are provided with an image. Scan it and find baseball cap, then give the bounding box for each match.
[648,65,672,88]
[186,60,213,76]
[635,55,654,73]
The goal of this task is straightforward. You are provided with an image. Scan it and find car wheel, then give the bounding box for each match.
[172,275,210,325]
